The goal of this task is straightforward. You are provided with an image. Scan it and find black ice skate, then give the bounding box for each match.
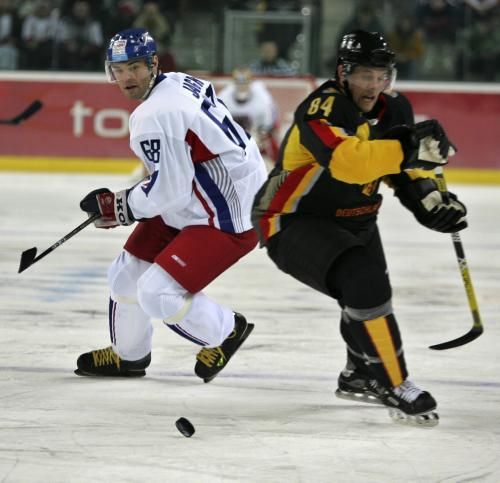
[195,313,254,383]
[381,379,439,427]
[74,346,151,377]
[335,368,383,405]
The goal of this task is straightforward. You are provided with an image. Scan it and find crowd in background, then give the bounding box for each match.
[0,0,499,81]
[0,0,180,71]
[331,0,500,81]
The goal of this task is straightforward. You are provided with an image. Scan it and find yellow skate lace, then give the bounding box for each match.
[196,346,225,368]
[91,346,121,369]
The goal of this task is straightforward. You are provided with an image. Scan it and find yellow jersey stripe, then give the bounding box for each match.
[364,316,403,387]
[281,163,323,214]
[267,163,323,238]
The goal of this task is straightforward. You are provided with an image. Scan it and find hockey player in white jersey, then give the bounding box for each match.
[75,28,267,382]
[218,67,280,165]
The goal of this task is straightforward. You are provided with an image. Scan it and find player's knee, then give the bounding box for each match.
[327,248,391,308]
[136,264,189,320]
[345,269,391,308]
[108,251,151,300]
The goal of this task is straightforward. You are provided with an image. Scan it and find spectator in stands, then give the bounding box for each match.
[57,0,103,71]
[326,0,385,71]
[387,17,425,80]
[336,1,384,45]
[417,0,459,79]
[0,0,21,70]
[462,0,499,18]
[417,0,458,43]
[103,0,138,41]
[132,1,177,71]
[254,0,303,61]
[250,39,297,76]
[133,1,171,50]
[460,8,500,81]
[20,0,59,70]
[157,46,177,72]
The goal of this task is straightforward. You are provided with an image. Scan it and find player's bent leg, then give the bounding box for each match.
[341,306,438,427]
[325,243,438,425]
[136,264,254,382]
[137,264,235,346]
[75,251,153,377]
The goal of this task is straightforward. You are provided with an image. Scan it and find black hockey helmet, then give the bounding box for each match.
[337,30,395,75]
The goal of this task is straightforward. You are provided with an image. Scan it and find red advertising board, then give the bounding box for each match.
[1,73,499,175]
[398,82,500,170]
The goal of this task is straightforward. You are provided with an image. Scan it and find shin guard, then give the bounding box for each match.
[343,310,408,388]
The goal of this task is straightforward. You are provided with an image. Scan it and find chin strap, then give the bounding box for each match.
[141,71,158,101]
[341,79,354,103]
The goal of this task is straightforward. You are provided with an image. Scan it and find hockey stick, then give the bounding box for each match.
[18,213,101,273]
[428,167,483,350]
[0,100,43,125]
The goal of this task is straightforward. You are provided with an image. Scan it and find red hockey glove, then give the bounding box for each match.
[80,188,134,228]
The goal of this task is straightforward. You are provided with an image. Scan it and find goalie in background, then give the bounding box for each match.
[252,30,468,427]
[219,67,280,167]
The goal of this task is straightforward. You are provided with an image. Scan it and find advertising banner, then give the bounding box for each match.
[1,74,498,176]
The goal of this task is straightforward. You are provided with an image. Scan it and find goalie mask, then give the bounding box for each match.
[105,28,157,83]
[232,67,253,103]
[336,30,396,92]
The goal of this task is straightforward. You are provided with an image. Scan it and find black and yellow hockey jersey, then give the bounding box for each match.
[252,79,426,245]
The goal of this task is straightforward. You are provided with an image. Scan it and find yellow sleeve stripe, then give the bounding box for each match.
[330,138,403,184]
[364,316,404,387]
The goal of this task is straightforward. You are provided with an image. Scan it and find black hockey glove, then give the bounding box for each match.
[414,119,456,160]
[394,178,467,233]
[382,120,456,171]
[80,188,135,229]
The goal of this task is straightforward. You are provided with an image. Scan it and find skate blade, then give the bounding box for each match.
[388,407,439,427]
[74,368,146,378]
[335,388,383,405]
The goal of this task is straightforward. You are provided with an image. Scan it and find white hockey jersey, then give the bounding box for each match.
[218,80,278,134]
[127,73,267,233]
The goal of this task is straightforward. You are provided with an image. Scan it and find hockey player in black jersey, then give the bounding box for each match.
[252,30,467,426]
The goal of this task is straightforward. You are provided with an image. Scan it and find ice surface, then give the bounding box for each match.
[1,172,499,482]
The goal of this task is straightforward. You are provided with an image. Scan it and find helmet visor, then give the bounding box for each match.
[105,61,118,83]
[345,65,395,91]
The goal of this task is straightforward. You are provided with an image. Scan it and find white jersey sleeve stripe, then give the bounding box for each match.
[194,162,236,233]
[192,181,216,227]
[203,157,244,232]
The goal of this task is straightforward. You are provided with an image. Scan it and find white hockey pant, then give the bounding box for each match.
[107,251,235,360]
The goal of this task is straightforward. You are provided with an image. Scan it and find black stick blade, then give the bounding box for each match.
[0,100,44,125]
[18,247,38,273]
[14,100,43,124]
[429,326,483,350]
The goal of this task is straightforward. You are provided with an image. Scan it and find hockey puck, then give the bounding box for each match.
[175,417,195,437]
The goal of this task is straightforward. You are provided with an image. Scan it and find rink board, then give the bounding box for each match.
[1,73,499,182]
